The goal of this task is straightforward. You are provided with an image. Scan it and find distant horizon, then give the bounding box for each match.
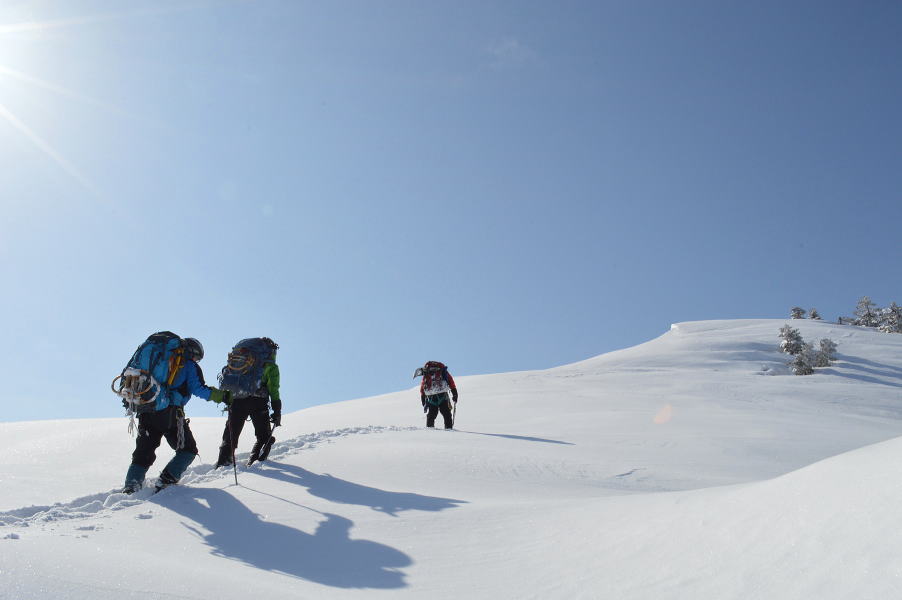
[6,312,898,423]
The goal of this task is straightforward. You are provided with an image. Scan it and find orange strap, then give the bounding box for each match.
[167,349,186,386]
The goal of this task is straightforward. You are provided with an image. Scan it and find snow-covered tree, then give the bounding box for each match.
[779,324,804,355]
[814,338,838,367]
[879,302,902,334]
[854,296,880,328]
[789,343,816,375]
[790,307,806,319]
[809,308,821,320]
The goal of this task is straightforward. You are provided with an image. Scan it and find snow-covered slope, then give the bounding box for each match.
[2,319,901,599]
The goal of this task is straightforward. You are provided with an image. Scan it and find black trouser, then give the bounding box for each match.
[425,393,453,429]
[132,406,198,468]
[218,396,271,462]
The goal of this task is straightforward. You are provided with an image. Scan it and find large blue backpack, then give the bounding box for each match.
[112,331,187,412]
[218,337,277,398]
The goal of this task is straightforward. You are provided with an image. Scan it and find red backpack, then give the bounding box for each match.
[416,361,450,396]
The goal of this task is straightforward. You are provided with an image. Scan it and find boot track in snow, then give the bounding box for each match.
[0,425,416,529]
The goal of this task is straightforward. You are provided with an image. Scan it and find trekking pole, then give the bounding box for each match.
[227,405,238,486]
[451,400,457,428]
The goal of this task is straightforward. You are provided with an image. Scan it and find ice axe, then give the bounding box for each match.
[254,424,279,464]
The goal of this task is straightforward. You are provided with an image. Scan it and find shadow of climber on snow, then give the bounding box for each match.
[257,461,468,517]
[156,487,411,589]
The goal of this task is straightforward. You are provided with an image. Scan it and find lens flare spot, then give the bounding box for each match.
[653,404,673,425]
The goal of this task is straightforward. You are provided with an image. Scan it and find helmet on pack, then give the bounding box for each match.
[184,338,204,361]
[262,337,278,357]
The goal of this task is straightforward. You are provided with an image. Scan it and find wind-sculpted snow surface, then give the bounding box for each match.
[2,320,902,599]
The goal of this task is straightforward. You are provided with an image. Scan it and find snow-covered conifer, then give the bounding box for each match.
[809,308,821,320]
[815,338,837,367]
[854,296,880,328]
[779,324,804,355]
[790,307,806,319]
[789,343,816,375]
[876,302,901,333]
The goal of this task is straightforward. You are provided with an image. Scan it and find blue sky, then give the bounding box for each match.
[1,0,900,422]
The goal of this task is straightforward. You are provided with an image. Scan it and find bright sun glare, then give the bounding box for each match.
[0,14,104,198]
[0,3,205,200]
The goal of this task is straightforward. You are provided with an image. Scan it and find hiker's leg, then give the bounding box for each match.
[249,398,273,445]
[159,408,199,483]
[439,400,453,429]
[124,414,162,491]
[217,400,250,465]
[131,413,164,468]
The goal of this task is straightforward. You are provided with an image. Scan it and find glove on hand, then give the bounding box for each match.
[210,389,233,407]
[122,399,130,410]
[270,412,281,427]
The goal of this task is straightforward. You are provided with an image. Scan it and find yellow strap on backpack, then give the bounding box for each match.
[167,348,186,386]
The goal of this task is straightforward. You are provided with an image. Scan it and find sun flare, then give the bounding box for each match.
[0,100,100,199]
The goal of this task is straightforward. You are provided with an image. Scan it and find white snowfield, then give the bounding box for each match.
[2,319,902,599]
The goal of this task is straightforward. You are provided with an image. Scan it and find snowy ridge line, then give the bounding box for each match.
[0,425,416,527]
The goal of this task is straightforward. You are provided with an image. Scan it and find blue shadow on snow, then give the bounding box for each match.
[155,487,411,589]
[455,430,574,445]
[832,354,902,388]
[257,462,468,517]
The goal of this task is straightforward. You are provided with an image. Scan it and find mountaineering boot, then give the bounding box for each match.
[162,450,196,481]
[246,440,262,467]
[215,445,234,468]
[247,436,276,466]
[258,435,276,461]
[154,469,178,493]
[123,463,149,494]
[153,450,196,492]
